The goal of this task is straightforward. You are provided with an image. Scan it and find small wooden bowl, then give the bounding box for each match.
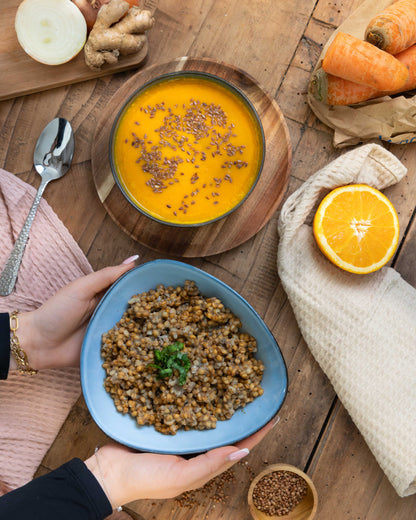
[248,464,318,520]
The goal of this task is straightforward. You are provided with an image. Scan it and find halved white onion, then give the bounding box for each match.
[15,0,87,66]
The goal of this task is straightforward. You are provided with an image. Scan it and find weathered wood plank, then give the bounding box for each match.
[2,0,416,519]
[188,0,318,96]
[308,402,416,518]
[313,0,365,27]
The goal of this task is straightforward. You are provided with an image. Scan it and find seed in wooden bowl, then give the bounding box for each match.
[252,470,308,516]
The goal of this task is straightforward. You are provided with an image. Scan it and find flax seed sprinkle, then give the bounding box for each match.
[124,95,256,218]
[175,459,256,510]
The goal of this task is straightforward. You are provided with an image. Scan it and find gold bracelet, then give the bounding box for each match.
[9,311,38,375]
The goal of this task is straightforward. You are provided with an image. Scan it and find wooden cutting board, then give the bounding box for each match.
[0,0,153,101]
[91,57,292,257]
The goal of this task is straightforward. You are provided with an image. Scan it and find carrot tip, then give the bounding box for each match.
[309,69,327,103]
[366,30,385,50]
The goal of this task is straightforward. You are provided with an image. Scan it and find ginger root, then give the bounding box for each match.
[84,0,154,70]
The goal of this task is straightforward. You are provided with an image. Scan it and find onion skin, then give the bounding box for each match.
[72,0,139,31]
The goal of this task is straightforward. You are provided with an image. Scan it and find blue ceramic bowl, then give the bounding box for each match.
[81,260,287,454]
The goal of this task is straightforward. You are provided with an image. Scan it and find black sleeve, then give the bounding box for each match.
[0,458,112,520]
[0,313,10,379]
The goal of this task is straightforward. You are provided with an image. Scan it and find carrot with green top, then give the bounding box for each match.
[365,0,416,55]
[322,32,409,91]
[311,44,416,105]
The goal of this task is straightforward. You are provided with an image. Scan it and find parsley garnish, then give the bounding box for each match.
[148,342,191,385]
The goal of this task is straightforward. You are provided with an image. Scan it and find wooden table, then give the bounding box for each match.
[1,1,416,518]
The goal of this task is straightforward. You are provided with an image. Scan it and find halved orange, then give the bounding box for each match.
[313,184,399,274]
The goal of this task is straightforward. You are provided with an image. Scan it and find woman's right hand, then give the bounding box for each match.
[13,256,138,371]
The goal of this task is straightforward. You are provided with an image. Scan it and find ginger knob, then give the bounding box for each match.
[84,0,154,70]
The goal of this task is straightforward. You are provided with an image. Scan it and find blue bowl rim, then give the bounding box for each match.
[109,71,266,228]
[81,259,288,454]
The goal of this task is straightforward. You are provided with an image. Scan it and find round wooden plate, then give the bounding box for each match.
[91,57,292,257]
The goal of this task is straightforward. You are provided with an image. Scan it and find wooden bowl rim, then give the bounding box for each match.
[91,56,292,257]
[109,69,266,228]
[247,463,318,520]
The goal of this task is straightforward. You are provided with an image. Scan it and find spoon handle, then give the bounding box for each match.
[0,178,49,296]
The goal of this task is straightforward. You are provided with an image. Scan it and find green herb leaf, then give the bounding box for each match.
[148,342,191,385]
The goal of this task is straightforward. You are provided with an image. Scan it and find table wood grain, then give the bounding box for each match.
[1,0,416,519]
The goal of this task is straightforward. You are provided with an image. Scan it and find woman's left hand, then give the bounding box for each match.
[12,257,138,371]
[85,415,280,507]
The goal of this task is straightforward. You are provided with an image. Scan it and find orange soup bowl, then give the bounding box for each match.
[109,71,265,227]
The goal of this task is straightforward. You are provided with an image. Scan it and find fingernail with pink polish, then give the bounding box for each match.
[122,255,139,265]
[272,415,281,428]
[226,448,249,462]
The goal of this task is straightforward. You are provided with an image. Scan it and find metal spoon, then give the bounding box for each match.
[0,117,74,296]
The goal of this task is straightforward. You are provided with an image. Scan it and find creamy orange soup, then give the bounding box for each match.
[112,74,264,225]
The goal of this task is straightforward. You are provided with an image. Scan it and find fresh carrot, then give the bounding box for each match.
[311,44,416,105]
[394,44,416,86]
[309,69,378,105]
[365,0,416,55]
[322,32,409,91]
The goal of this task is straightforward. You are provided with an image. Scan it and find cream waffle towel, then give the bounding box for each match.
[0,168,92,492]
[277,144,416,497]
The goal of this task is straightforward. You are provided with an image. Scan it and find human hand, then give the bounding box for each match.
[85,415,280,508]
[11,255,139,371]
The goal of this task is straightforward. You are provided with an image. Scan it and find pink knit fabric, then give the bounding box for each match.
[0,168,92,492]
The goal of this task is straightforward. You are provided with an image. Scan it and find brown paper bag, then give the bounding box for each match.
[308,0,416,148]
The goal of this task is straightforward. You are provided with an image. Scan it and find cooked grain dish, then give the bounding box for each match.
[101,280,265,435]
